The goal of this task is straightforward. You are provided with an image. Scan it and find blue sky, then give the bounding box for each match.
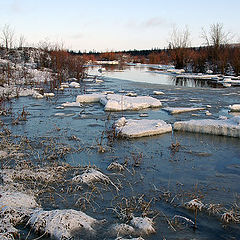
[0,0,239,51]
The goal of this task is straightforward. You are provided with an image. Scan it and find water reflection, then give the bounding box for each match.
[89,65,224,88]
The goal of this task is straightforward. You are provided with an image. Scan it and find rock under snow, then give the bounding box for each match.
[115,117,172,138]
[163,107,205,114]
[229,104,240,112]
[29,209,99,239]
[174,116,240,138]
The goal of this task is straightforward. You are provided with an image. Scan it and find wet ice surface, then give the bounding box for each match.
[2,66,240,239]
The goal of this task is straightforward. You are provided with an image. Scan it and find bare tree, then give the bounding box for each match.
[168,26,191,69]
[169,26,191,49]
[1,24,15,50]
[18,34,26,49]
[202,23,231,48]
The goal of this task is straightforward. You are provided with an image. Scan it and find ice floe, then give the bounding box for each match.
[153,90,165,95]
[76,93,105,103]
[163,107,205,114]
[76,93,162,111]
[229,104,240,112]
[69,81,80,88]
[115,117,172,138]
[29,209,99,239]
[61,102,82,107]
[44,92,55,97]
[101,94,162,111]
[174,116,240,137]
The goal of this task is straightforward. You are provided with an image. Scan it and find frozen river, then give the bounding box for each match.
[2,65,240,239]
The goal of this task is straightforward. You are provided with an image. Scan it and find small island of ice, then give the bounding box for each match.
[115,117,172,138]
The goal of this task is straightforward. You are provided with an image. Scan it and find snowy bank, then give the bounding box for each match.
[163,107,205,114]
[174,116,240,138]
[115,117,172,138]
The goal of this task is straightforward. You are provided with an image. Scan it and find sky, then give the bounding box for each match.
[0,0,240,52]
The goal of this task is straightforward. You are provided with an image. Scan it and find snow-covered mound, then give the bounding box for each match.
[29,209,99,239]
[163,107,205,114]
[101,94,162,111]
[115,117,172,138]
[76,93,105,103]
[174,116,240,137]
[229,104,240,112]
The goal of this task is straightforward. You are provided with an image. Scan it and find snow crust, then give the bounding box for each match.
[29,209,98,239]
[163,107,205,114]
[115,117,172,138]
[174,116,240,137]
